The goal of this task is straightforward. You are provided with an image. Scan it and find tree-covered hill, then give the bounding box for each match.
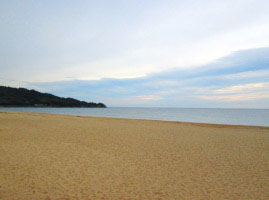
[0,86,106,108]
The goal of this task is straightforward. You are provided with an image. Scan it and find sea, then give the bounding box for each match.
[0,107,268,127]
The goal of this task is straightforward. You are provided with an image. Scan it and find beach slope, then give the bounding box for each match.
[0,111,268,199]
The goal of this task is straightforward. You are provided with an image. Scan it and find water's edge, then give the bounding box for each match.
[0,107,268,127]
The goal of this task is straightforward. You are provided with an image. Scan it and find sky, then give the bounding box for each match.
[1,0,269,108]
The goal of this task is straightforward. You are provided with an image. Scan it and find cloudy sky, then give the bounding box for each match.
[1,0,269,107]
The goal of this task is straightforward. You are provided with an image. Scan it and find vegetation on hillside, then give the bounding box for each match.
[0,86,106,107]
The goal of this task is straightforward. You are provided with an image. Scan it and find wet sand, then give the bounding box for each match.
[0,111,268,199]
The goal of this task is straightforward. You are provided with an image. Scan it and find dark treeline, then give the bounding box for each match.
[0,86,106,108]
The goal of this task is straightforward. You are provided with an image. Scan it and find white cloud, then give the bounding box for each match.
[215,83,269,94]
[1,0,269,83]
[197,82,269,102]
[137,95,163,101]
[106,95,163,106]
[221,69,269,80]
[198,92,269,102]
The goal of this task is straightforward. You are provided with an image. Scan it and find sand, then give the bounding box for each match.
[0,111,268,199]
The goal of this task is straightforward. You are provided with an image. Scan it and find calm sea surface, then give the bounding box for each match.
[0,107,268,127]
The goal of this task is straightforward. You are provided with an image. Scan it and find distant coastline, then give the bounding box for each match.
[0,104,107,108]
[0,86,106,108]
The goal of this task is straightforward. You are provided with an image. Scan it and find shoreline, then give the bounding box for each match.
[1,110,268,129]
[1,111,268,199]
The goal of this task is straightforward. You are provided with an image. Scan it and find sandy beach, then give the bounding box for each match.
[0,111,268,199]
